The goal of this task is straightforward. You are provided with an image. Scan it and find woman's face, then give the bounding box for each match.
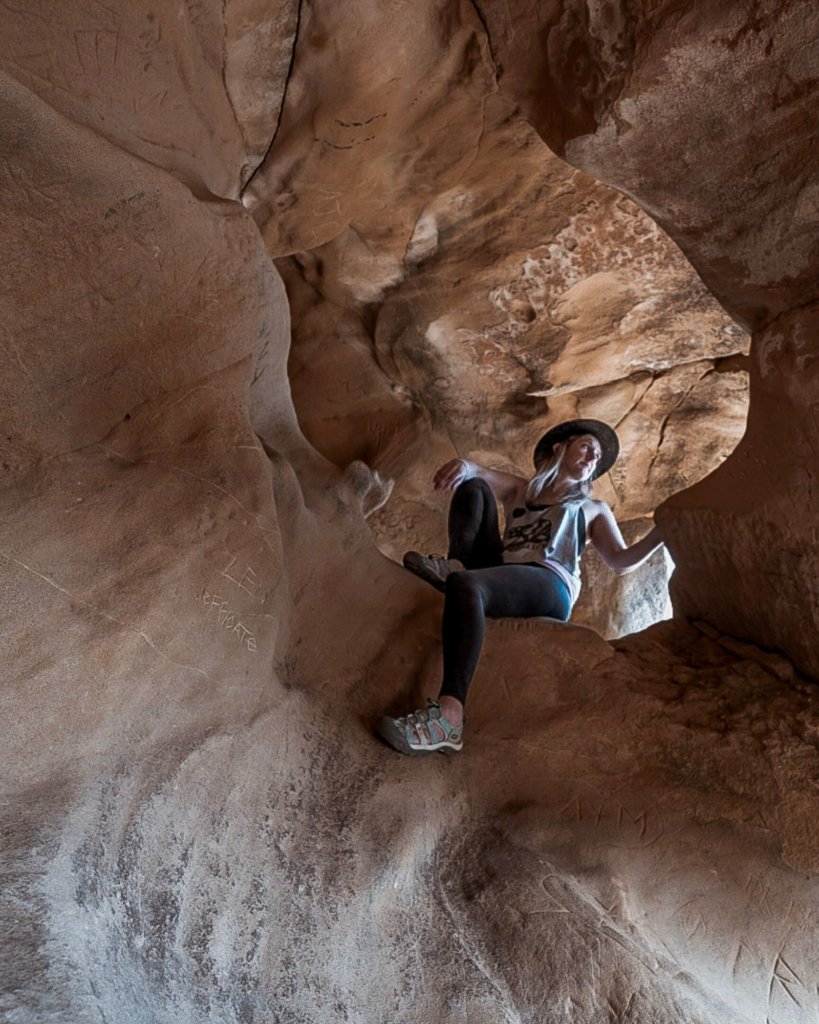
[560,434,602,480]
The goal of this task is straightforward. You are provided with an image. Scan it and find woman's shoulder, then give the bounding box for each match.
[581,497,611,520]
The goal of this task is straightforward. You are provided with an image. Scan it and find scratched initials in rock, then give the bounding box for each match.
[220,555,261,600]
[769,952,805,1011]
[557,793,663,847]
[198,589,257,653]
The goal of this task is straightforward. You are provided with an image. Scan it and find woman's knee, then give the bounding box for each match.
[450,478,495,525]
[444,570,483,606]
[454,477,493,501]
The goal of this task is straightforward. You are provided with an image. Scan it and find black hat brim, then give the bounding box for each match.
[533,419,619,479]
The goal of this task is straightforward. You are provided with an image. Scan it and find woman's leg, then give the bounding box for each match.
[447,478,503,569]
[439,565,571,715]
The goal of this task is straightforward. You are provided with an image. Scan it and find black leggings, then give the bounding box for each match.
[439,479,572,706]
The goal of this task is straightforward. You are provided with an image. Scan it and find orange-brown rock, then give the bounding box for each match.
[479,0,819,670]
[1,2,818,1023]
[271,97,748,606]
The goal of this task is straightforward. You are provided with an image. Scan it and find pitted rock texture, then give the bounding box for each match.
[275,107,749,637]
[477,0,819,671]
[478,0,819,327]
[2,2,819,1023]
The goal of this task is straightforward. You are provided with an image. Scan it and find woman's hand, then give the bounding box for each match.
[432,459,526,503]
[433,459,474,491]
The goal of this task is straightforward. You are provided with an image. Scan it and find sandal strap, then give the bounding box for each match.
[394,699,462,747]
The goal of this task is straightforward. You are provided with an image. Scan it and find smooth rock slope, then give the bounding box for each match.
[2,2,818,1022]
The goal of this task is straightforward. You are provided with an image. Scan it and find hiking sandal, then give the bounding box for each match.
[376,699,464,756]
[402,551,462,593]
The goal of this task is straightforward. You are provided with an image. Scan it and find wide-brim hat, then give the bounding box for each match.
[533,419,619,479]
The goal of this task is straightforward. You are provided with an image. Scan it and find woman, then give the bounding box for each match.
[376,419,664,756]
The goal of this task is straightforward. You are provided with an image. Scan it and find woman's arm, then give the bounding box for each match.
[588,503,665,575]
[433,458,525,505]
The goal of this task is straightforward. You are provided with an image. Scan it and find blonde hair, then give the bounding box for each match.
[525,441,593,503]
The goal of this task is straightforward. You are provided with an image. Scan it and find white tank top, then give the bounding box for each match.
[501,499,587,605]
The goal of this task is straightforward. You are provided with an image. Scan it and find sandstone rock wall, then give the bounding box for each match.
[2,2,818,1023]
[253,16,750,636]
[477,0,819,670]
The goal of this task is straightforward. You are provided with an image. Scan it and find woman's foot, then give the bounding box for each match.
[376,699,464,756]
[437,695,464,727]
[402,552,464,592]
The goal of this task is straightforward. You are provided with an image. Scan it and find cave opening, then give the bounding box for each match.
[279,109,750,639]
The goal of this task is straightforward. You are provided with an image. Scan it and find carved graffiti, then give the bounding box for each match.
[197,589,257,652]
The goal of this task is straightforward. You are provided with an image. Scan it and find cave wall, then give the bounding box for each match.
[477,0,819,671]
[2,2,819,1023]
[244,0,751,638]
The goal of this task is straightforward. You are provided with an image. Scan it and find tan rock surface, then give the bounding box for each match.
[479,0,819,326]
[479,0,819,667]
[663,302,819,679]
[273,97,748,600]
[2,2,818,1023]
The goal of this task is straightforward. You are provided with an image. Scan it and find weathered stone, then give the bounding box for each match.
[661,302,819,678]
[2,2,818,1023]
[275,96,749,601]
[479,0,819,325]
[244,0,496,256]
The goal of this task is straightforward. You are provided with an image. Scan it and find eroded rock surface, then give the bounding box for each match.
[254,36,749,620]
[477,0,819,672]
[275,108,749,640]
[2,2,818,1023]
